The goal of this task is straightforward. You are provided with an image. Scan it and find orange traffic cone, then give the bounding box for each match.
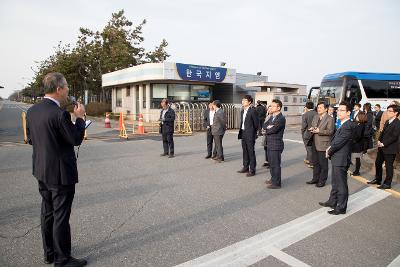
[138,114,145,134]
[118,112,123,130]
[104,112,111,128]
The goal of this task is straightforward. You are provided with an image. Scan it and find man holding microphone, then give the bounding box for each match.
[26,73,87,267]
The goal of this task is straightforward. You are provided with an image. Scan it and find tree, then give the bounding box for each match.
[30,9,170,103]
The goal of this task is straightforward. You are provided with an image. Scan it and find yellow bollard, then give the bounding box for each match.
[22,112,28,143]
[119,113,128,139]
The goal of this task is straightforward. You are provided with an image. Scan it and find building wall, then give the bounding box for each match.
[234,73,268,103]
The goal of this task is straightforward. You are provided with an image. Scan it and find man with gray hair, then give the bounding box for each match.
[26,72,87,267]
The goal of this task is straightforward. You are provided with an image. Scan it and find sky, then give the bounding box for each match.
[0,0,399,98]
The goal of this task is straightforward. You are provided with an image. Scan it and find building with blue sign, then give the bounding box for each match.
[102,62,267,121]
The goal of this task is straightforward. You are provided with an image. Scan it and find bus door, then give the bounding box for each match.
[344,78,362,106]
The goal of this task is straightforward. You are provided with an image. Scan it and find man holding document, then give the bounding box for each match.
[26,72,88,267]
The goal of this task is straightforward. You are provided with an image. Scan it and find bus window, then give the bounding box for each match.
[319,79,343,105]
[344,79,362,105]
[361,80,388,98]
[388,81,400,98]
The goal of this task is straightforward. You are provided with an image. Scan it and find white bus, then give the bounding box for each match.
[309,72,400,109]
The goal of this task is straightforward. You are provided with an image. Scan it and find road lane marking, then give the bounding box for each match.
[387,254,400,267]
[283,138,304,144]
[268,247,311,267]
[175,187,390,267]
[349,172,400,199]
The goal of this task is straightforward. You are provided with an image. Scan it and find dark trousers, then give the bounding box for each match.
[327,165,349,211]
[258,118,265,134]
[206,128,216,157]
[242,139,256,172]
[305,144,312,163]
[213,134,224,160]
[311,143,329,184]
[264,146,268,162]
[162,132,174,155]
[267,149,283,186]
[38,181,75,266]
[375,149,396,185]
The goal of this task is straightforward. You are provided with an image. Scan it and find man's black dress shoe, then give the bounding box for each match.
[377,184,391,189]
[246,172,255,177]
[367,179,381,185]
[44,258,54,264]
[61,257,87,267]
[267,184,281,189]
[328,209,346,215]
[306,180,318,184]
[319,202,336,208]
[262,162,269,167]
[205,155,212,159]
[160,153,168,156]
[237,168,248,173]
[168,154,175,158]
[351,171,360,176]
[315,182,325,188]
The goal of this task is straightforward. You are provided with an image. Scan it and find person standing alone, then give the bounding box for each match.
[160,99,176,158]
[203,101,216,159]
[237,95,259,176]
[301,101,317,167]
[211,100,226,163]
[263,99,286,188]
[319,101,353,215]
[307,102,334,187]
[26,72,88,267]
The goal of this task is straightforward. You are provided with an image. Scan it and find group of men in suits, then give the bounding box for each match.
[367,104,400,189]
[26,72,400,266]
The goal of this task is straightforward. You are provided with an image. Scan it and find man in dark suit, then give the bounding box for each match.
[301,101,317,166]
[319,101,353,215]
[237,95,259,176]
[26,73,87,267]
[368,104,400,189]
[263,99,286,188]
[160,98,176,158]
[203,101,216,159]
[373,104,383,130]
[307,102,335,187]
[255,100,266,136]
[211,100,226,163]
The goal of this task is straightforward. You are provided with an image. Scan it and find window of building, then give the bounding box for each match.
[126,86,130,97]
[116,88,122,107]
[151,84,168,108]
[168,84,190,101]
[275,96,280,100]
[284,106,288,112]
[284,96,289,102]
[293,97,297,103]
[191,85,210,101]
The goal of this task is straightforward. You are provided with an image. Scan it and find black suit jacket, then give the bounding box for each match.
[379,118,400,154]
[26,99,85,185]
[264,112,286,151]
[160,107,175,134]
[328,119,353,167]
[238,107,259,140]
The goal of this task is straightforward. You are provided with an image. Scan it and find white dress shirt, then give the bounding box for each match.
[241,107,249,130]
[209,110,215,126]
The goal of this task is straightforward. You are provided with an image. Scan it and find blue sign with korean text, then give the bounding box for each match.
[176,63,227,82]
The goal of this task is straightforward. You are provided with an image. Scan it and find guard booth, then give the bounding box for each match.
[246,82,308,125]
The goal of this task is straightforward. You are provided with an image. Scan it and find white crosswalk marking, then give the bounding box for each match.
[175,187,390,267]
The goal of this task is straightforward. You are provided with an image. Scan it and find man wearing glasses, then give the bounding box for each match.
[367,104,400,189]
[319,101,353,215]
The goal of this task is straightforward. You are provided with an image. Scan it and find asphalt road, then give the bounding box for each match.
[0,100,399,267]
